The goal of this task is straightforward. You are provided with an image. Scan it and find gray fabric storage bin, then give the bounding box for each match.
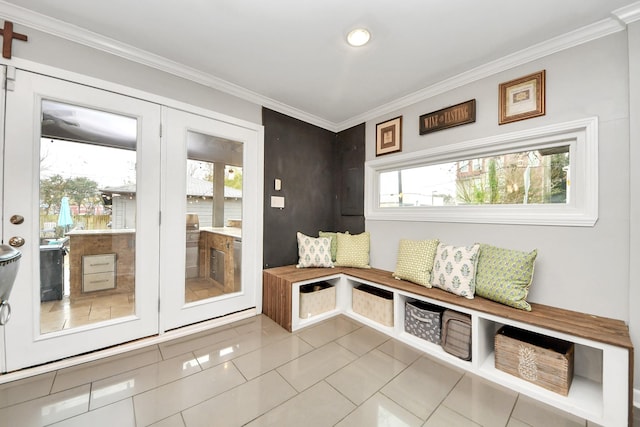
[404,300,445,344]
[441,309,472,360]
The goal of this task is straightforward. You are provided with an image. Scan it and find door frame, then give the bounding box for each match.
[2,68,163,371]
[0,65,7,374]
[0,58,264,373]
[159,106,264,332]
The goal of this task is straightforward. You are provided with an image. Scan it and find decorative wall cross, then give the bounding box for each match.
[0,21,28,59]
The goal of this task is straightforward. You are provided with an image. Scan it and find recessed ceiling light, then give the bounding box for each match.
[347,28,370,47]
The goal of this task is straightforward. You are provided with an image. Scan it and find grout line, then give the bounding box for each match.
[508,394,523,427]
[322,379,358,422]
[231,359,249,383]
[377,358,431,422]
[179,410,187,427]
[237,371,298,426]
[48,370,58,395]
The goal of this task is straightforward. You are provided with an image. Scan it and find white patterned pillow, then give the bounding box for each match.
[393,239,439,286]
[296,232,334,268]
[430,243,480,299]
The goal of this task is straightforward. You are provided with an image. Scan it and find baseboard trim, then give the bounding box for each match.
[0,308,257,385]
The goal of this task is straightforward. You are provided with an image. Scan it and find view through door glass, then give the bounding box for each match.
[184,131,242,303]
[39,99,138,333]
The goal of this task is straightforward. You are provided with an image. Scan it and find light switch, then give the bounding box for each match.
[274,178,281,191]
[271,196,285,208]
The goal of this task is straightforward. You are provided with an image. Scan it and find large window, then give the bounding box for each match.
[380,146,569,208]
[365,118,598,226]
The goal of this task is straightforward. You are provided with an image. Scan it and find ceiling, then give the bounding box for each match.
[1,0,639,131]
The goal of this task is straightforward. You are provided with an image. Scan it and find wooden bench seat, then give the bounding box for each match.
[264,264,633,350]
[345,267,633,350]
[263,264,634,426]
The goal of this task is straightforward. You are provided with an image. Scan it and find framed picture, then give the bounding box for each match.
[376,116,402,156]
[499,70,545,125]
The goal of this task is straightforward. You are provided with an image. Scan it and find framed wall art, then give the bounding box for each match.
[376,116,402,156]
[499,70,545,125]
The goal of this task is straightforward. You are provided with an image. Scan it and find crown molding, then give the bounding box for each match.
[0,0,337,132]
[336,17,626,131]
[613,1,640,24]
[0,1,629,133]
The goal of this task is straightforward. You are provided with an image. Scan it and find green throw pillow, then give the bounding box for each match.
[393,239,439,286]
[318,231,349,262]
[335,232,371,268]
[475,244,537,311]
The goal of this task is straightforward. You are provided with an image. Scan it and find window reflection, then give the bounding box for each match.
[39,100,138,335]
[184,132,243,303]
[91,379,136,401]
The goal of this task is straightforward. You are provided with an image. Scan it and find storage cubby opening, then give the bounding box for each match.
[354,283,393,300]
[495,325,574,396]
[440,308,472,361]
[477,320,605,411]
[573,344,602,385]
[350,282,395,327]
[404,299,445,345]
[299,281,333,293]
[298,280,337,320]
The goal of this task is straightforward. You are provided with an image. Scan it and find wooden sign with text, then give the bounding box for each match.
[419,99,476,135]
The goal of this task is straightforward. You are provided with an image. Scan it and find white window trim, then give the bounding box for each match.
[365,117,598,226]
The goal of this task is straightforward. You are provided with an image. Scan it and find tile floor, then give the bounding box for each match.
[40,278,224,334]
[0,314,637,426]
[40,293,136,334]
[184,278,225,303]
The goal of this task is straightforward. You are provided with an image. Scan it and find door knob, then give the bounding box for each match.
[9,215,24,225]
[8,236,25,247]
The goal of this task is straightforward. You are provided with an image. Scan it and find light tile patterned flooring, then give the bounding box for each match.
[0,314,637,426]
[40,294,136,334]
[184,278,225,303]
[40,279,224,334]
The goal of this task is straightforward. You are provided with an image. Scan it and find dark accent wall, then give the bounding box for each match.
[334,123,365,232]
[262,108,365,268]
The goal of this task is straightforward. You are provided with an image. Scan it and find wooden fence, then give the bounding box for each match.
[40,214,111,234]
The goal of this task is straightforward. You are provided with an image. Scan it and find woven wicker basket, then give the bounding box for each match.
[299,282,335,319]
[352,284,393,326]
[495,326,574,396]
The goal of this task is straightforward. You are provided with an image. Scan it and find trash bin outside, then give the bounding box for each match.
[40,244,65,302]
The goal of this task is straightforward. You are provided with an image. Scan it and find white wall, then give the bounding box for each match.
[11,23,262,125]
[366,30,632,346]
[627,20,640,399]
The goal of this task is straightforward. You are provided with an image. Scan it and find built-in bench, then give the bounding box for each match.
[263,265,634,426]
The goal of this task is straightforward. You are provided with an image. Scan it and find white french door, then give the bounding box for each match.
[1,68,161,371]
[159,107,262,330]
[0,66,263,372]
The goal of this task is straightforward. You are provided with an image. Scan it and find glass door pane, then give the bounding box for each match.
[39,100,138,333]
[184,132,243,303]
[160,107,259,331]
